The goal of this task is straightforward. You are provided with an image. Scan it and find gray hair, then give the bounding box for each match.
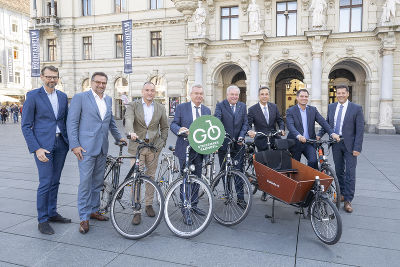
[226,85,240,95]
[190,84,203,94]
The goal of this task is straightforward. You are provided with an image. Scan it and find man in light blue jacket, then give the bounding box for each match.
[67,72,125,234]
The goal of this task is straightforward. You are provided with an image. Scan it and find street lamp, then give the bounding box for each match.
[285,80,291,91]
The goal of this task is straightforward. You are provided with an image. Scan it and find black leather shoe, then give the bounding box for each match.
[237,199,247,210]
[182,209,193,226]
[261,192,268,201]
[192,206,206,216]
[49,214,72,223]
[38,221,55,235]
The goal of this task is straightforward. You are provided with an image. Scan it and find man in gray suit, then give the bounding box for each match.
[67,72,125,234]
[125,81,169,225]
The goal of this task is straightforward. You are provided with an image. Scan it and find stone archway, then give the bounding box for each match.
[212,63,247,105]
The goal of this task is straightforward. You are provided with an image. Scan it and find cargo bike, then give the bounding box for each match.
[252,139,342,245]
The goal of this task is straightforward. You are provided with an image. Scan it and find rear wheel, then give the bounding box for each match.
[321,165,341,209]
[100,157,117,213]
[310,197,342,245]
[156,158,172,194]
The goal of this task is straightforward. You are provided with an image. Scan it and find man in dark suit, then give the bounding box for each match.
[170,84,211,224]
[21,66,71,235]
[286,89,339,169]
[248,86,285,201]
[317,85,364,213]
[214,85,248,209]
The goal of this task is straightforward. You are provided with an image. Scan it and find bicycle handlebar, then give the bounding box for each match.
[126,135,157,151]
[306,138,343,145]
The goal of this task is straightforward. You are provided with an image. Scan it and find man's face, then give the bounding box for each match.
[142,84,156,102]
[190,86,204,106]
[227,88,240,105]
[259,88,270,105]
[336,87,349,104]
[296,91,309,106]
[40,69,59,89]
[91,75,107,96]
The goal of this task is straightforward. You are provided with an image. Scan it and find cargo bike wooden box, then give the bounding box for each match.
[253,149,342,245]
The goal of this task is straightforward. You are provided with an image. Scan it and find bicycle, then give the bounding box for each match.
[164,131,214,238]
[211,133,253,226]
[100,138,165,239]
[156,146,180,195]
[306,138,342,209]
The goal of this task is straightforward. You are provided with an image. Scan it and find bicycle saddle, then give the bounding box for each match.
[168,146,175,152]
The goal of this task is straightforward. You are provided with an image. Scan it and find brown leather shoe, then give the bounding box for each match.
[79,220,89,234]
[344,201,353,213]
[132,214,141,225]
[145,205,156,217]
[90,212,109,221]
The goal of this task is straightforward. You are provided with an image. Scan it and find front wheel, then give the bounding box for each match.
[110,176,164,240]
[164,175,213,238]
[321,165,341,209]
[211,170,253,226]
[310,196,342,245]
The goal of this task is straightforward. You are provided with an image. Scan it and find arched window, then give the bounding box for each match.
[82,78,90,91]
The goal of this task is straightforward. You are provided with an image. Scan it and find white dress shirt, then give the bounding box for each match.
[45,88,60,134]
[91,89,107,120]
[334,100,349,136]
[142,98,155,139]
[191,101,202,120]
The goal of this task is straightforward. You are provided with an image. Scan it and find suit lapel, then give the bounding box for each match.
[56,90,63,119]
[306,106,312,133]
[342,101,352,126]
[187,102,194,123]
[148,101,158,126]
[224,100,234,116]
[136,101,146,126]
[294,106,304,132]
[87,90,102,120]
[329,103,338,127]
[267,102,274,126]
[38,87,56,120]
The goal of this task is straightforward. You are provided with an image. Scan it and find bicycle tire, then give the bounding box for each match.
[310,196,342,245]
[156,158,172,194]
[164,175,213,238]
[110,176,164,240]
[321,165,341,209]
[211,170,253,226]
[99,157,116,213]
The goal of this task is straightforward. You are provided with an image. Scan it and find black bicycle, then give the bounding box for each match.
[100,138,164,239]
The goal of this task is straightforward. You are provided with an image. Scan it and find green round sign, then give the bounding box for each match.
[188,115,226,155]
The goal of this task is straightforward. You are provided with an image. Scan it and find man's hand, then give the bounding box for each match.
[331,133,341,142]
[129,132,138,141]
[237,137,244,145]
[72,146,86,160]
[35,148,50,162]
[353,151,360,157]
[280,130,286,136]
[297,135,306,143]
[247,130,256,138]
[178,127,189,135]
[120,138,127,144]
[316,136,321,141]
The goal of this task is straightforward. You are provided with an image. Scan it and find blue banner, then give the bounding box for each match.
[122,20,132,74]
[8,48,13,82]
[29,30,41,77]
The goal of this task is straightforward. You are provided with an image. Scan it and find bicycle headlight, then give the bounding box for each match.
[234,160,239,166]
[189,164,196,172]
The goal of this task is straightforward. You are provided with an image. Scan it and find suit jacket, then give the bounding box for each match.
[286,105,332,141]
[248,102,285,149]
[318,102,364,153]
[21,87,69,153]
[124,99,169,154]
[170,102,211,160]
[214,99,248,151]
[67,90,122,156]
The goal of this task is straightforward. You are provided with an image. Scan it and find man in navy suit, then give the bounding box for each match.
[170,84,211,224]
[214,85,248,209]
[248,86,285,201]
[317,85,364,213]
[21,66,71,235]
[286,89,340,169]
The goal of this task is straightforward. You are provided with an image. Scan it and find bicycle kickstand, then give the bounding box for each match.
[265,198,276,223]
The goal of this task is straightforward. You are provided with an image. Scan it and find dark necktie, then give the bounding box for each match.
[334,104,344,134]
[231,105,235,114]
[195,106,200,119]
[263,106,269,125]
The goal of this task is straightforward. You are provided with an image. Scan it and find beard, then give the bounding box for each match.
[46,82,57,88]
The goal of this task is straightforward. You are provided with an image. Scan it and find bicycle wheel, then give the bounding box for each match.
[321,166,341,209]
[164,175,213,238]
[211,170,253,226]
[310,197,342,245]
[156,157,172,194]
[100,157,116,213]
[110,176,164,239]
[244,157,258,195]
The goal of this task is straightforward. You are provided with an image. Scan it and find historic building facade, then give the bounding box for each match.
[31,0,400,133]
[0,0,32,102]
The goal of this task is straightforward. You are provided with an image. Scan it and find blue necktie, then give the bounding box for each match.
[195,106,200,119]
[263,107,269,125]
[231,105,235,114]
[334,105,344,134]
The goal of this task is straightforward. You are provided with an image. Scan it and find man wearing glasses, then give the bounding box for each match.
[67,72,126,234]
[22,66,71,235]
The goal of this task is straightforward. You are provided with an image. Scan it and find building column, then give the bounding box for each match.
[377,49,396,134]
[311,52,322,111]
[194,57,203,85]
[51,0,55,16]
[249,55,259,105]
